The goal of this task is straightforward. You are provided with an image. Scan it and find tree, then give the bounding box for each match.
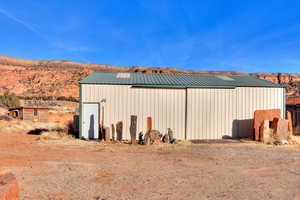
[0,92,20,108]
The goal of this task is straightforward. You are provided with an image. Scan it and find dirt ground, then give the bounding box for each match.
[0,133,299,200]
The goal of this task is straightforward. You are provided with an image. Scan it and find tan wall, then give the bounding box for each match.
[186,88,237,139]
[235,87,284,138]
[82,84,186,139]
[186,87,284,139]
[81,84,285,140]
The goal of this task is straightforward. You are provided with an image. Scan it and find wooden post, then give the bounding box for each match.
[111,124,115,141]
[287,111,293,137]
[147,117,152,131]
[130,115,137,144]
[116,121,123,141]
[100,106,105,140]
[105,127,110,142]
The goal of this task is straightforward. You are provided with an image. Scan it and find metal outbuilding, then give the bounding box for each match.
[79,72,285,140]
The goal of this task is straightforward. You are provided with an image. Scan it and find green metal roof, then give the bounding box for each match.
[79,72,284,88]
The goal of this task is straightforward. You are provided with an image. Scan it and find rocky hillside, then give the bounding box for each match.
[0,55,299,98]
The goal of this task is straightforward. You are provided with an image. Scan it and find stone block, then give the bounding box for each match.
[274,119,289,141]
[286,111,293,137]
[253,109,281,141]
[260,120,273,144]
[104,127,110,142]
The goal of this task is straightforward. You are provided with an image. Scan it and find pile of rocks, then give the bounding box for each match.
[138,128,176,145]
[254,109,295,145]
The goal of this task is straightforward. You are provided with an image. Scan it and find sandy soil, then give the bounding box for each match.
[0,133,299,200]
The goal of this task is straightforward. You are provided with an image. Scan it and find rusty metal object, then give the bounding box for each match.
[147,117,152,131]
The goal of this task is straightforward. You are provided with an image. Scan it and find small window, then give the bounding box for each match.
[33,109,38,116]
[216,75,235,81]
[116,73,130,78]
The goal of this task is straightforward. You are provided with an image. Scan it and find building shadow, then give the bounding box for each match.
[88,114,95,139]
[230,119,254,139]
[27,128,49,135]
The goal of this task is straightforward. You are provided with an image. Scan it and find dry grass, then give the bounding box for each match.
[288,135,300,145]
[37,131,73,140]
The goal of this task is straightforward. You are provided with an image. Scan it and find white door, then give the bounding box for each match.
[82,103,99,139]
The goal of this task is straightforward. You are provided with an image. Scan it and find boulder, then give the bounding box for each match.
[274,119,289,141]
[260,120,273,144]
[167,128,176,144]
[162,134,170,143]
[253,109,281,141]
[0,170,19,200]
[144,130,162,145]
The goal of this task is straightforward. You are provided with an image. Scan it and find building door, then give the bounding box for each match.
[82,103,99,139]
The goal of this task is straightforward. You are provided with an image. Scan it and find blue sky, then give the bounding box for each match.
[0,0,300,73]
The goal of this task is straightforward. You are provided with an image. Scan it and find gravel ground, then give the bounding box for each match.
[0,133,299,200]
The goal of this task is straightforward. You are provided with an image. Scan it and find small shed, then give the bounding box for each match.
[8,106,49,122]
[79,72,285,140]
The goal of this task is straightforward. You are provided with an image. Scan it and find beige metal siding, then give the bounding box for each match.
[82,84,284,140]
[82,84,186,139]
[186,88,237,139]
[235,87,284,137]
[186,87,284,139]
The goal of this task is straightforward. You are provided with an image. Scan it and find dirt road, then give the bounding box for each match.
[0,133,299,200]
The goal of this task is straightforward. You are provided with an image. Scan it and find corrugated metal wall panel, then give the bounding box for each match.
[82,84,284,140]
[82,84,186,139]
[186,88,237,139]
[235,87,284,138]
[186,87,284,139]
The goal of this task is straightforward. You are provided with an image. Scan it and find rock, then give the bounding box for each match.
[281,140,289,145]
[144,130,162,145]
[274,140,289,145]
[138,132,144,145]
[0,170,19,200]
[253,109,281,141]
[162,134,170,143]
[274,119,289,141]
[167,128,176,144]
[260,120,273,144]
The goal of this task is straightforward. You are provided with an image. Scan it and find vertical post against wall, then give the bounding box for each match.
[100,105,104,140]
[147,117,152,131]
[116,121,123,141]
[283,88,286,119]
[111,124,115,141]
[184,88,188,140]
[130,115,137,144]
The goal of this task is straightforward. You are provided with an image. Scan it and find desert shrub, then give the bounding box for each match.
[0,92,20,108]
[0,115,12,121]
[19,95,78,102]
[56,96,79,102]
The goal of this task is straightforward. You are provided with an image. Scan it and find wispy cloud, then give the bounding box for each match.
[52,40,92,53]
[0,7,91,56]
[0,7,47,40]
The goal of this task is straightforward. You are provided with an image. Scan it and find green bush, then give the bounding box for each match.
[0,92,20,108]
